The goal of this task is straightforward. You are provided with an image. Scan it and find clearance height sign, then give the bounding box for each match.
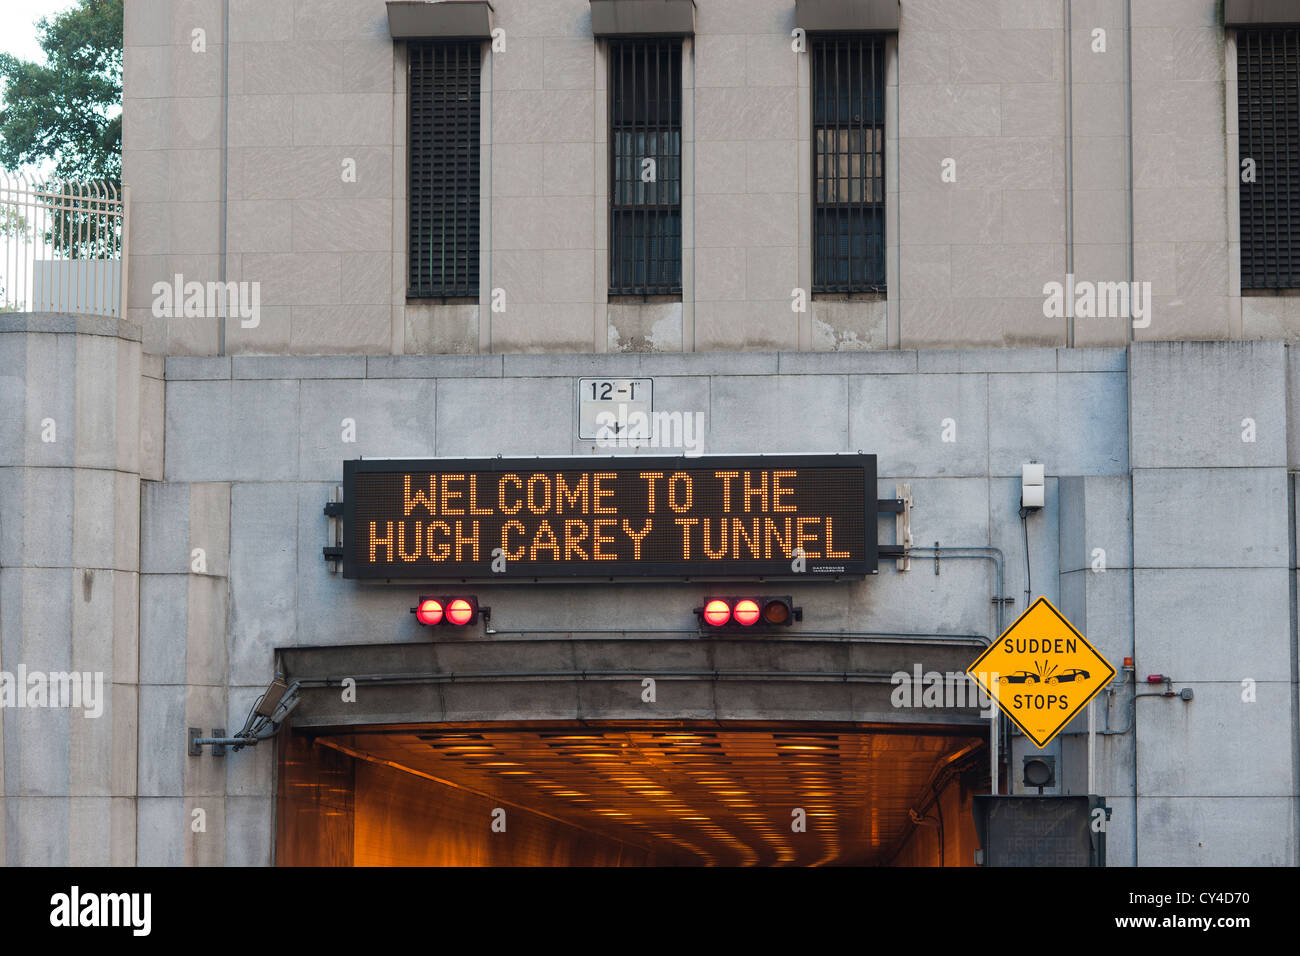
[341,455,876,580]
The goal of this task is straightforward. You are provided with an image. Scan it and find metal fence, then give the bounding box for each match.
[0,171,130,318]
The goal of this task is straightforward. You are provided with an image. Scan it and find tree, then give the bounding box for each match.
[1,1,122,261]
[0,0,122,184]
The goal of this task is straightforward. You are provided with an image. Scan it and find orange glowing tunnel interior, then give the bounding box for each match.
[277,721,986,866]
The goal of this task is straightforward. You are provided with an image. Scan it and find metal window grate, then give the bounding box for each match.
[408,41,481,299]
[1238,28,1300,290]
[609,38,683,296]
[812,35,886,294]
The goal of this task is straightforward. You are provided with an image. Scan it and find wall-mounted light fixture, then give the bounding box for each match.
[1021,462,1045,511]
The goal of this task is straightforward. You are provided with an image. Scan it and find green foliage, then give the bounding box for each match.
[0,205,29,236]
[0,0,123,183]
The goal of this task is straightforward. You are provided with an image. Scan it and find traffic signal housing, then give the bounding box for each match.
[695,596,801,631]
[411,596,487,627]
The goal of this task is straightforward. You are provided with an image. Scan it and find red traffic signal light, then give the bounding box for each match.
[446,598,475,626]
[733,599,761,626]
[702,599,732,627]
[415,598,444,625]
[411,596,485,627]
[694,597,801,630]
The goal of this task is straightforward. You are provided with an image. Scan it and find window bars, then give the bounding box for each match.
[1238,28,1300,290]
[811,35,886,294]
[408,40,481,299]
[609,38,683,296]
[0,173,128,318]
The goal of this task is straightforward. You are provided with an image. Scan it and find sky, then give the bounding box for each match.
[0,0,76,66]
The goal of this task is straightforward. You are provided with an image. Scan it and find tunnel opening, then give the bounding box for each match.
[276,721,987,866]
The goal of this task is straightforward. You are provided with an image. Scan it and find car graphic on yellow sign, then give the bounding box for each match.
[1000,667,1090,684]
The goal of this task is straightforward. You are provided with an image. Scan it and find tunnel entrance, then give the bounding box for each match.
[276,721,987,866]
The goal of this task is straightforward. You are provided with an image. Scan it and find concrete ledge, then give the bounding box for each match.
[367,354,504,378]
[918,348,1057,373]
[164,356,231,380]
[796,0,899,32]
[778,350,917,374]
[148,350,1133,380]
[636,352,779,375]
[1226,0,1300,27]
[232,355,366,380]
[502,353,644,377]
[386,0,494,39]
[590,0,696,37]
[503,352,779,377]
[0,312,142,341]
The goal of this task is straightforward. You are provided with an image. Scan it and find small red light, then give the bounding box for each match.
[416,599,443,626]
[447,598,475,626]
[733,599,761,626]
[702,599,731,627]
[1123,657,1134,667]
[1146,674,1165,684]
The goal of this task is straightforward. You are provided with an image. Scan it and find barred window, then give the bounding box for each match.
[812,35,886,294]
[1238,28,1300,290]
[609,38,682,296]
[408,41,481,298]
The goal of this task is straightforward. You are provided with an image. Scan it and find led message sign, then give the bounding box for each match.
[341,454,876,580]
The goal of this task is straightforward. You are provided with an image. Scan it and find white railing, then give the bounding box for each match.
[0,171,130,319]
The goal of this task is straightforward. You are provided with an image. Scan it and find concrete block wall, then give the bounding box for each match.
[37,0,1300,867]
[0,316,147,866]
[5,323,1295,864]
[153,346,1133,862]
[122,0,1254,357]
[692,0,800,350]
[1056,473,1136,865]
[488,0,605,353]
[137,479,259,865]
[123,0,227,355]
[160,347,1127,640]
[1068,0,1129,347]
[896,0,1067,347]
[1129,340,1298,865]
[1130,0,1232,341]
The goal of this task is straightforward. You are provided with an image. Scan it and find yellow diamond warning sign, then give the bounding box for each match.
[967,597,1116,748]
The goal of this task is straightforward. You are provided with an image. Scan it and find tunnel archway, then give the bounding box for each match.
[276,636,993,865]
